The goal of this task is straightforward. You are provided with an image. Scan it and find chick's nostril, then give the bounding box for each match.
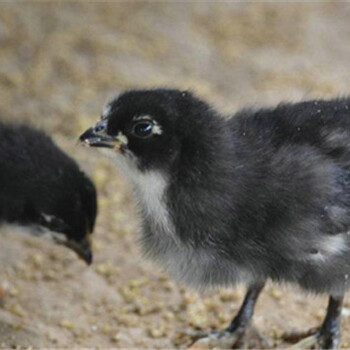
[94,124,105,133]
[93,119,108,135]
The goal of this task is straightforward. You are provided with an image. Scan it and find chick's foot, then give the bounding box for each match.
[287,295,343,350]
[188,328,245,349]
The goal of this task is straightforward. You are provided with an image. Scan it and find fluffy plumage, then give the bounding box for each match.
[1,122,97,264]
[80,89,350,348]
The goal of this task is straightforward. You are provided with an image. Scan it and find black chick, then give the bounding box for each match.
[1,122,97,265]
[80,89,350,349]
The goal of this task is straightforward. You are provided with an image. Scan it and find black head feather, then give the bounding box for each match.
[94,90,212,168]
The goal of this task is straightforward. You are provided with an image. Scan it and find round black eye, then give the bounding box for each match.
[132,121,153,138]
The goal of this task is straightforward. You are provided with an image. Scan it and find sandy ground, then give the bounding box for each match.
[1,2,350,349]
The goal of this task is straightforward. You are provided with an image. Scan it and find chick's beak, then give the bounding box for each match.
[79,120,121,149]
[64,237,93,265]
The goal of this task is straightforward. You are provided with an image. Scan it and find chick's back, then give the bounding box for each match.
[0,123,96,234]
[229,99,350,293]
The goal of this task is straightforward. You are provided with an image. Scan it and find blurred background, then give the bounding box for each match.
[1,2,350,348]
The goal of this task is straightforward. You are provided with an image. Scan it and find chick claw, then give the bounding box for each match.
[290,334,318,349]
[188,326,274,350]
[283,327,340,350]
[290,333,340,350]
[188,330,244,349]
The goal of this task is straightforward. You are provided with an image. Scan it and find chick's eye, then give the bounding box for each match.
[132,121,153,138]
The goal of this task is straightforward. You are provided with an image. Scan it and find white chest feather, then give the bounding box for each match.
[100,149,173,236]
[132,170,173,237]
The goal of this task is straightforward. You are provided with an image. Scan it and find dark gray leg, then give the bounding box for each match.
[284,294,344,349]
[190,281,266,349]
[317,295,343,349]
[226,281,265,336]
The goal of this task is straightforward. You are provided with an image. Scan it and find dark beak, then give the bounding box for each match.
[64,237,93,265]
[79,120,118,149]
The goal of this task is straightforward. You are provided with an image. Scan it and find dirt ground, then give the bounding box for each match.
[1,2,350,349]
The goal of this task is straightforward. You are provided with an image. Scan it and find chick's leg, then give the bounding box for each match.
[289,295,343,350]
[190,281,266,349]
[317,295,343,349]
[225,280,265,341]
